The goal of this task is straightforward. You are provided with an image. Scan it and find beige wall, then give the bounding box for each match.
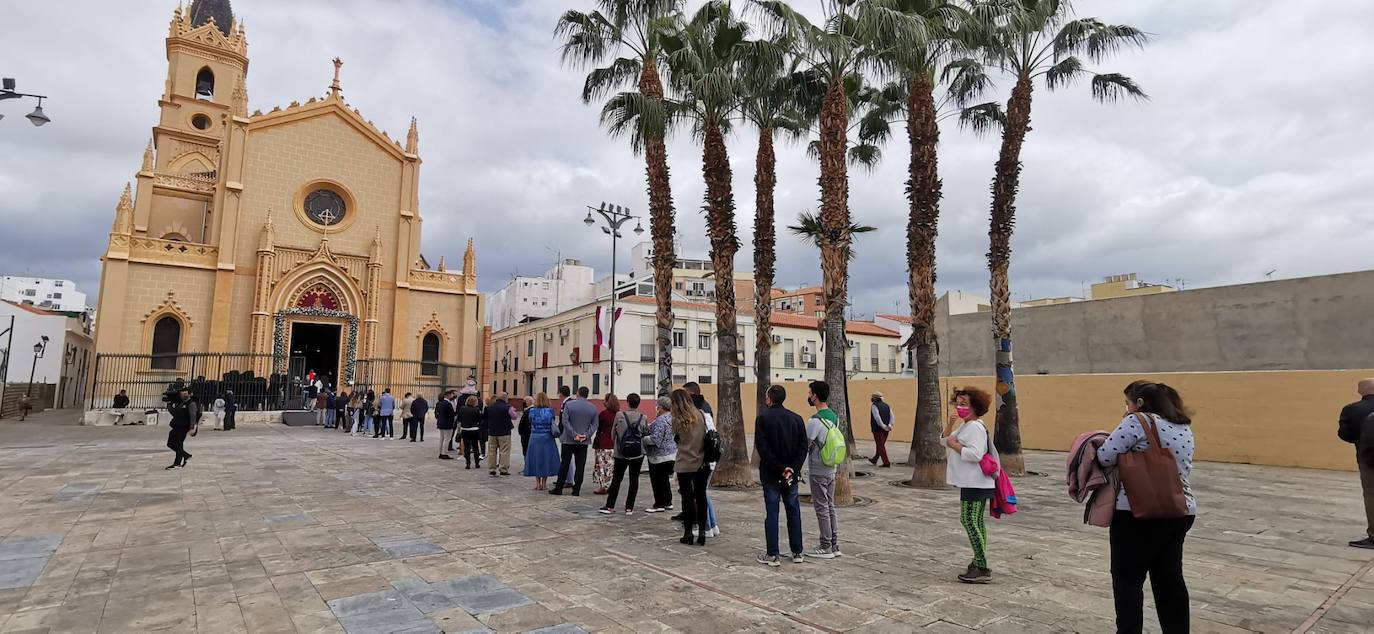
[699,369,1371,472]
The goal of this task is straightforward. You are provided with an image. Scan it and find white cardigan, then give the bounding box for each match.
[945,419,995,489]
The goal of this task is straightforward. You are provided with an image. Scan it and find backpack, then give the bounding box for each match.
[619,413,645,459]
[816,411,847,467]
[703,428,722,465]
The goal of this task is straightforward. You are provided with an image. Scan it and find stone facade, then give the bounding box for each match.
[92,4,481,394]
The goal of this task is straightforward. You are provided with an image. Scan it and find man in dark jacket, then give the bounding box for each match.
[165,387,199,469]
[754,384,809,567]
[485,393,514,476]
[408,393,429,442]
[435,390,457,460]
[1338,378,1374,549]
[869,392,893,468]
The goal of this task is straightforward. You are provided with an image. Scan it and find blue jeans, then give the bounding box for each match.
[705,468,717,530]
[762,480,803,556]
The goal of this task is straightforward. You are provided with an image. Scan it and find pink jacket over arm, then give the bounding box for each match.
[1067,430,1118,527]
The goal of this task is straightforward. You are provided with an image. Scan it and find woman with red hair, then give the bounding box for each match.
[944,386,996,584]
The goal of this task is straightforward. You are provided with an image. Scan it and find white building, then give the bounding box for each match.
[1,300,95,414]
[484,259,598,331]
[0,276,89,313]
[489,295,902,398]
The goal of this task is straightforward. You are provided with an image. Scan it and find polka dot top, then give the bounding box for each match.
[1095,413,1196,515]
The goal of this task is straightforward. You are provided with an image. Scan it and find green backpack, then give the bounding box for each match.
[816,409,847,467]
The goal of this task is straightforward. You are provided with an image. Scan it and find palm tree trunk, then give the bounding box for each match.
[818,79,854,505]
[988,74,1033,476]
[639,56,677,397]
[904,72,945,487]
[701,120,748,487]
[752,127,776,415]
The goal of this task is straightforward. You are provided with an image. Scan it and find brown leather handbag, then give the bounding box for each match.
[1118,413,1188,519]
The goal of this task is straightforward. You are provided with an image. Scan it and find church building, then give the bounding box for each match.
[92,0,483,404]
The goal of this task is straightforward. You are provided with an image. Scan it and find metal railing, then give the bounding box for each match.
[353,358,476,401]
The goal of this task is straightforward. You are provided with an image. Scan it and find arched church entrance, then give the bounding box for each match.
[271,275,361,389]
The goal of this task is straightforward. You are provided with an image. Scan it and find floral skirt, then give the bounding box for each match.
[593,449,614,489]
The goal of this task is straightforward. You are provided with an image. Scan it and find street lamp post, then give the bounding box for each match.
[0,78,52,126]
[583,202,643,395]
[27,335,49,398]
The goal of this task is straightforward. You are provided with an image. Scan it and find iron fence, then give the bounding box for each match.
[353,358,476,402]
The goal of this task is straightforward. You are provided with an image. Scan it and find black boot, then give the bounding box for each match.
[680,525,695,545]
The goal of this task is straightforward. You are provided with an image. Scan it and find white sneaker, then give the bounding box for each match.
[709,527,721,537]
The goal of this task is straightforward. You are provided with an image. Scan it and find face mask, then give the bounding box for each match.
[955,405,972,418]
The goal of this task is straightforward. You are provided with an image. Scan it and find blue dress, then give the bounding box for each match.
[523,407,561,477]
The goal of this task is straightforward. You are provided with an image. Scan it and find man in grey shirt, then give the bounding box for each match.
[552,386,600,496]
[804,380,841,559]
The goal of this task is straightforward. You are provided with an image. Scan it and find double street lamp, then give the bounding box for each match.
[583,202,643,394]
[1,78,51,127]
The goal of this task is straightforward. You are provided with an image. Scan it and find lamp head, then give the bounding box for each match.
[633,220,644,235]
[33,342,42,353]
[26,99,49,127]
[583,211,594,226]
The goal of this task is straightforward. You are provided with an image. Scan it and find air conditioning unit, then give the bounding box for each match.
[542,332,554,342]
[772,334,782,344]
[801,346,812,354]
[801,353,815,364]
[736,350,746,363]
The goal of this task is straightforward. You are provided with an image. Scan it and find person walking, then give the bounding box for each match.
[804,381,842,559]
[457,395,483,469]
[315,389,329,425]
[165,387,200,469]
[523,393,561,490]
[600,393,647,515]
[222,390,237,431]
[1338,378,1374,550]
[592,394,619,494]
[375,389,396,439]
[754,385,808,567]
[944,386,997,584]
[397,392,415,439]
[348,391,363,435]
[551,387,598,496]
[407,393,429,443]
[643,396,677,513]
[671,389,710,546]
[869,391,893,468]
[486,392,514,476]
[16,393,32,420]
[434,390,457,460]
[1096,381,1198,632]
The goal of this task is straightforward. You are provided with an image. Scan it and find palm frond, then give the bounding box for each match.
[1054,18,1149,62]
[599,91,681,154]
[787,210,876,262]
[1090,72,1148,103]
[942,57,994,107]
[555,10,618,67]
[957,101,1005,136]
[848,142,883,172]
[583,57,643,103]
[1043,55,1083,90]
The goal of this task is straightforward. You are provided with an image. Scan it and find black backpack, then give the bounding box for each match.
[703,428,722,464]
[619,413,645,459]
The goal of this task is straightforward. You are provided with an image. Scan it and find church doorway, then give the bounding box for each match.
[289,322,341,389]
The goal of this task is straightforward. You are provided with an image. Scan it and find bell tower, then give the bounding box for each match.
[155,0,247,162]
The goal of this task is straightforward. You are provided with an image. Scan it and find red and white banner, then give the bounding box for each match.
[594,305,622,348]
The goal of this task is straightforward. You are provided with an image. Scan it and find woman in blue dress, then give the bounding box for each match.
[523,392,561,490]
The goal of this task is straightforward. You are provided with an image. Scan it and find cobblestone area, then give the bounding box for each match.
[0,409,1371,633]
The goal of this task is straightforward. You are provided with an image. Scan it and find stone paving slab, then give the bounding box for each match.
[0,408,1372,633]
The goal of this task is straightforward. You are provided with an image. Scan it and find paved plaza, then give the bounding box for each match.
[0,409,1371,633]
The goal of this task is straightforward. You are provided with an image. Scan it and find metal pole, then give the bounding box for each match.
[609,228,617,395]
[89,353,101,411]
[27,347,40,398]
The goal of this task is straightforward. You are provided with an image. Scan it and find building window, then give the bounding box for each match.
[527,339,534,356]
[501,380,507,393]
[420,332,441,376]
[573,375,580,391]
[641,325,656,361]
[783,339,795,368]
[557,376,564,390]
[53,281,63,287]
[195,66,215,99]
[592,373,601,395]
[672,374,687,386]
[871,343,880,371]
[513,356,519,371]
[542,377,548,394]
[698,334,711,350]
[852,353,861,371]
[697,375,712,384]
[672,328,686,348]
[150,316,181,369]
[51,292,62,299]
[640,373,655,394]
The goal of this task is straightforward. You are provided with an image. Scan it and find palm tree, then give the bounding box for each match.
[556,0,685,397]
[737,36,805,415]
[660,2,751,486]
[754,0,924,504]
[855,1,1002,487]
[978,0,1147,474]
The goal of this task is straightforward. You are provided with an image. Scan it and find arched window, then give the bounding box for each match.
[151,316,181,369]
[195,67,215,99]
[421,333,441,376]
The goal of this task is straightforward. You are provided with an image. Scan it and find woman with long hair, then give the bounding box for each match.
[943,386,996,583]
[670,388,709,546]
[523,393,561,490]
[643,397,677,513]
[592,393,619,495]
[1097,381,1197,633]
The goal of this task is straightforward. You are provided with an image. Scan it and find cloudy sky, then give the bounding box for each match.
[2,0,1371,319]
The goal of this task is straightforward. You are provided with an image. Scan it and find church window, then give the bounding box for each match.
[191,113,212,130]
[151,316,181,369]
[421,333,441,376]
[195,67,215,99]
[303,189,347,227]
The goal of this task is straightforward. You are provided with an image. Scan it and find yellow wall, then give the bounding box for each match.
[698,369,1371,472]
